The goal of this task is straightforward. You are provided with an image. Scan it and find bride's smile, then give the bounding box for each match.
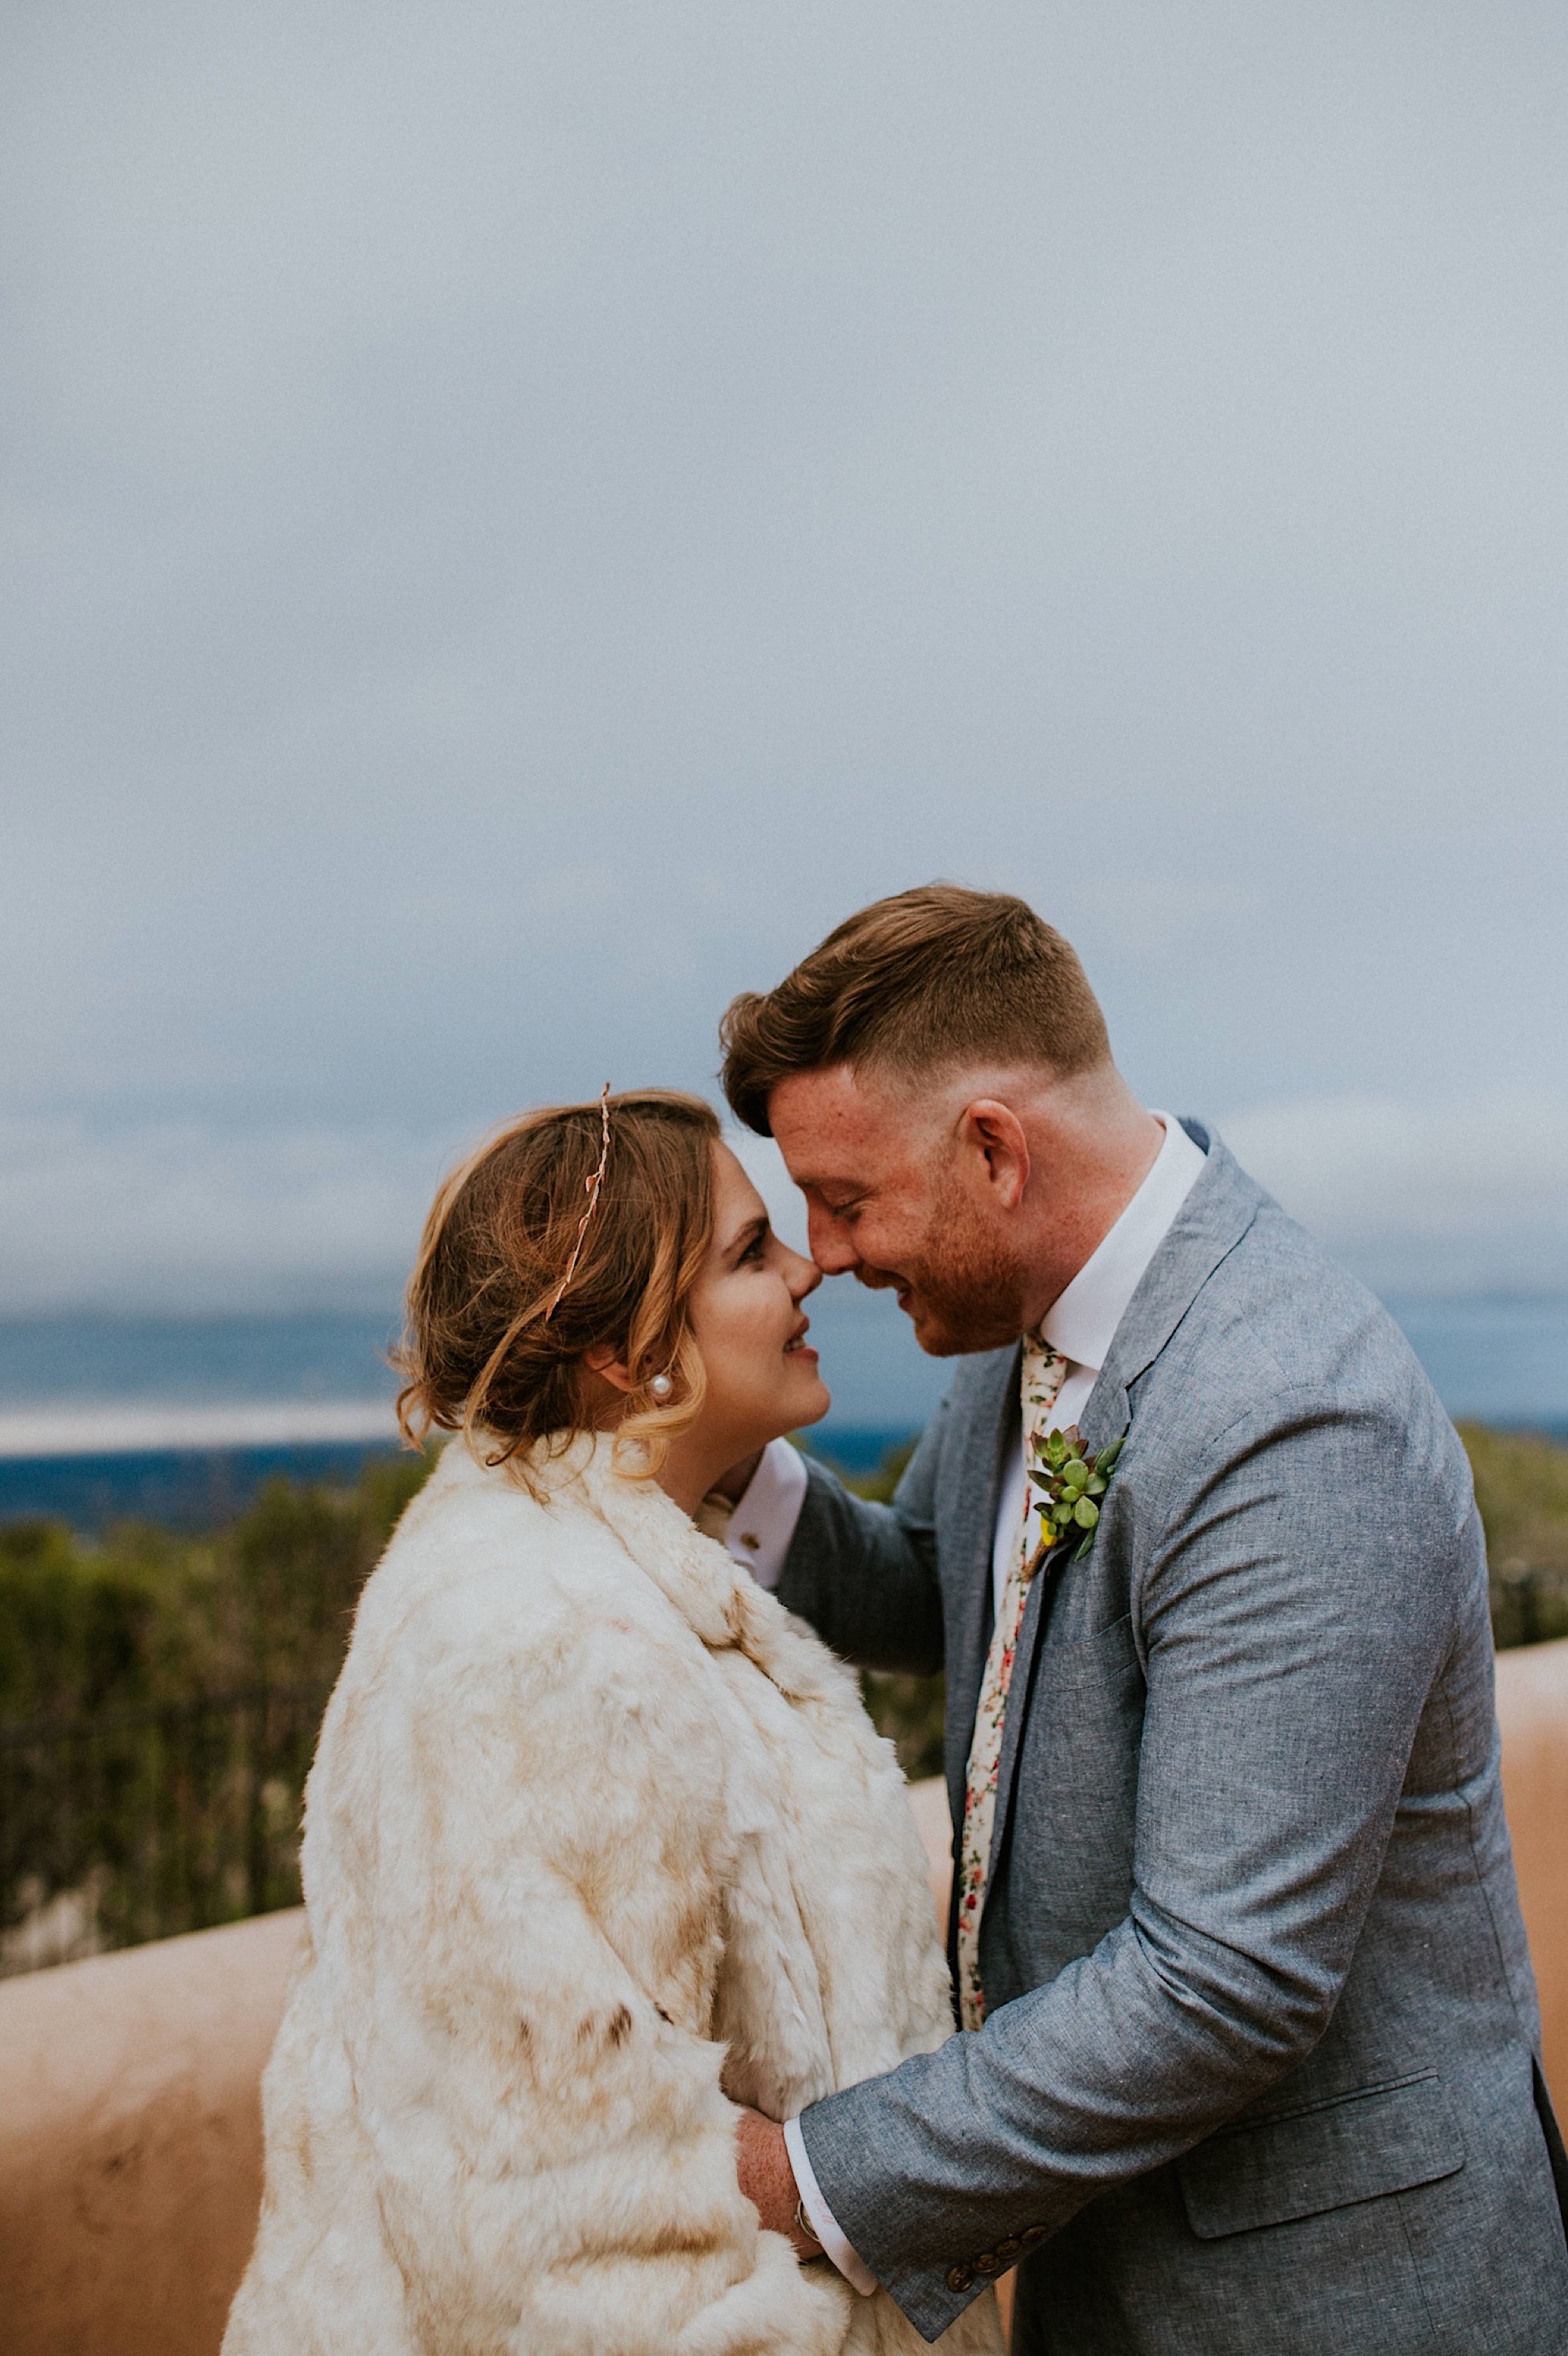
[590,1142,831,1517]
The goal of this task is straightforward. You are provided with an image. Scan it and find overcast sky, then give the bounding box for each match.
[3,0,1566,1312]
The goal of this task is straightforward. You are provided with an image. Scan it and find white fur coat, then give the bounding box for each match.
[225,1436,1002,2356]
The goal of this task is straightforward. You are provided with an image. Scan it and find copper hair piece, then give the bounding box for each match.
[543,1083,612,1322]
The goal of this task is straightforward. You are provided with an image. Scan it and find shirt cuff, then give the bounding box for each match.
[783,2115,877,2296]
[718,1436,808,1592]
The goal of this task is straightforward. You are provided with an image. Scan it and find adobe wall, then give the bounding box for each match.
[0,1908,302,2356]
[1495,1637,1568,2096]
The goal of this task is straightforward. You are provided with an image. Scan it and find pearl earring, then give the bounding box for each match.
[649,1373,674,1401]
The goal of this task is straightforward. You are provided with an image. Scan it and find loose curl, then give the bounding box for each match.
[394,1091,721,1489]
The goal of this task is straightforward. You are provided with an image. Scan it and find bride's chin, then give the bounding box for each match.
[787,1374,832,1429]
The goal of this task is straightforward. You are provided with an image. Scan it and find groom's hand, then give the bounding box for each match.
[735,2107,818,2260]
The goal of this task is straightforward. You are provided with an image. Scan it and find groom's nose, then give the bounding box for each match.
[806,1204,859,1276]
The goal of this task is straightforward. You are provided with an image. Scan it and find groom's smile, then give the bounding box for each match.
[768,1065,1036,1357]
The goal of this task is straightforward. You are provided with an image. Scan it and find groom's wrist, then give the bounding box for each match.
[784,2115,878,2296]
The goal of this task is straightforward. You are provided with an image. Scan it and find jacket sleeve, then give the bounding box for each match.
[332,1601,851,2356]
[775,1403,948,1675]
[793,1389,1472,2340]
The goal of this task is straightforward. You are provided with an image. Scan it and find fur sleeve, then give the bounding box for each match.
[312,1593,851,2356]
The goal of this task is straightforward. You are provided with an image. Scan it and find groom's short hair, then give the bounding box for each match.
[720,884,1111,1134]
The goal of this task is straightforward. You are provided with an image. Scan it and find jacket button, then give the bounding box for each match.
[974,2251,1000,2274]
[946,2264,975,2292]
[1021,2223,1047,2247]
[993,2237,1022,2263]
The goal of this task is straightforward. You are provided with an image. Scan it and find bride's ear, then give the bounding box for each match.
[583,1344,637,1396]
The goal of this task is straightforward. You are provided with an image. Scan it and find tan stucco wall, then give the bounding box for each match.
[0,1907,302,2356]
[2,1639,1566,2356]
[1496,1638,1568,2097]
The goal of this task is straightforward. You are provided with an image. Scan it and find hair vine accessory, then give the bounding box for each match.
[543,1084,612,1323]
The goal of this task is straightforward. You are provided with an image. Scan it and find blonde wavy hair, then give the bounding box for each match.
[394,1090,720,1487]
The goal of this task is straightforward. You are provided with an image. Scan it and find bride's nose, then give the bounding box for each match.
[785,1248,822,1302]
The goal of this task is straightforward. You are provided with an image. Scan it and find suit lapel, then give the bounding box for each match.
[982,1131,1265,1889]
[943,1345,1018,1828]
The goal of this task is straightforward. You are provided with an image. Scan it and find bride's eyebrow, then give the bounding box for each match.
[725,1214,769,1260]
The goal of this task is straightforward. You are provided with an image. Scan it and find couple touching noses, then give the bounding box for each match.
[229,886,1568,2356]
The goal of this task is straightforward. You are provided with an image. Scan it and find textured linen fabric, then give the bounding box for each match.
[787,2113,880,2295]
[223,1433,1003,2356]
[778,1125,1568,2354]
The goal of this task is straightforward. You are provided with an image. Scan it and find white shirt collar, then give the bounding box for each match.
[1039,1113,1207,1374]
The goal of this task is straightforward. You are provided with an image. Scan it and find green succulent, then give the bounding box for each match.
[1028,1427,1125,1563]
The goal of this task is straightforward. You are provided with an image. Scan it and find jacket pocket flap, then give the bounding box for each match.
[1178,2073,1466,2241]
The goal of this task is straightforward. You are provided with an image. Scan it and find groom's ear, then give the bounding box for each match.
[959,1098,1031,1212]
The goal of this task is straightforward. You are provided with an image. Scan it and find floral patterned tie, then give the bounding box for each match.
[955,1334,1069,2031]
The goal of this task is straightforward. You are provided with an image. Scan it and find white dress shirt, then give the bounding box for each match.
[720,1112,1207,2292]
[710,1425,808,1590]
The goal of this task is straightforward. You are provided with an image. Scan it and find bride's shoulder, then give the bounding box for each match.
[318,1441,731,1814]
[346,1436,674,1672]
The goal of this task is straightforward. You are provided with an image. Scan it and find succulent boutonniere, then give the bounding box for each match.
[1027,1427,1125,1571]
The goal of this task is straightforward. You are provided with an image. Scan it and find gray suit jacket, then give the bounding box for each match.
[782,1127,1568,2354]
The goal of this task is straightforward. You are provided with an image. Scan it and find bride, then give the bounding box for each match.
[225,1088,1001,2356]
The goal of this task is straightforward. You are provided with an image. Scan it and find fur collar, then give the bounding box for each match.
[456,1428,848,1708]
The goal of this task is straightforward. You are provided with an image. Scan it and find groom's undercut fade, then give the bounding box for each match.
[719,883,1111,1134]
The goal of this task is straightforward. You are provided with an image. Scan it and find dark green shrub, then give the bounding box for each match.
[0,1519,157,1720]
[0,1450,434,1966]
[1462,1421,1568,1649]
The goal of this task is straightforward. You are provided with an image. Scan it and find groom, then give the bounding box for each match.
[718,885,1568,2353]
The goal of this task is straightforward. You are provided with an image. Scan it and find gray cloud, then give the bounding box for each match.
[8,1085,1565,1321]
[1220,1090,1568,1293]
[0,1116,448,1310]
[2,2,1566,1305]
